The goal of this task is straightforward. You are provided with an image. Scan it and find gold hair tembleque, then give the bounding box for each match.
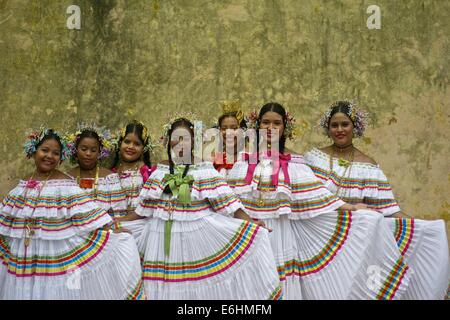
[221,99,245,125]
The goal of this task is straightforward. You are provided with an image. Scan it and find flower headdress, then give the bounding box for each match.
[245,108,300,141]
[319,100,370,138]
[159,111,200,146]
[24,127,71,161]
[113,120,156,153]
[65,123,114,164]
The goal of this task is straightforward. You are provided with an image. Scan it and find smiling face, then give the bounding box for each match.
[76,137,100,170]
[328,112,354,147]
[33,138,61,174]
[259,111,285,144]
[120,132,144,163]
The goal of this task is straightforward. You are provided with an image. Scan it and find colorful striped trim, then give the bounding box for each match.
[110,210,130,219]
[140,195,239,214]
[142,221,259,282]
[127,278,146,300]
[0,230,110,277]
[241,195,340,214]
[241,198,291,212]
[277,211,352,279]
[119,186,141,199]
[310,165,392,191]
[140,199,211,213]
[269,285,283,300]
[192,177,229,192]
[341,197,399,211]
[290,195,341,213]
[142,178,164,192]
[0,208,108,232]
[143,176,229,194]
[208,194,240,212]
[393,218,414,256]
[90,189,127,205]
[0,235,9,265]
[376,256,409,300]
[2,193,95,210]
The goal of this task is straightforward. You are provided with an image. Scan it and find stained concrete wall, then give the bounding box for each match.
[0,1,448,235]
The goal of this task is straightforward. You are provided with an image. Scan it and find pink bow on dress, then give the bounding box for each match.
[243,152,291,186]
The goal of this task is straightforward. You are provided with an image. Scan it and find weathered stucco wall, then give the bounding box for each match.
[0,1,449,234]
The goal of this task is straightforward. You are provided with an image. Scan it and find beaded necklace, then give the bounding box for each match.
[77,165,99,199]
[117,161,143,212]
[328,146,354,198]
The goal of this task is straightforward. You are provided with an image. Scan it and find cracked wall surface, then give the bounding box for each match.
[0,0,448,237]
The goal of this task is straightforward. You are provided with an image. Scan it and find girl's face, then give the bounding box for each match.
[170,125,193,163]
[33,139,61,174]
[220,116,239,150]
[76,137,100,170]
[328,112,354,147]
[120,132,144,163]
[259,111,285,144]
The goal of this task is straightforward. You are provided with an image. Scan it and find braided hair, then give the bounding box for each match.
[163,118,194,194]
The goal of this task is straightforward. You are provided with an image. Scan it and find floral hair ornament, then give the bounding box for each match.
[114,120,156,153]
[245,108,300,141]
[159,111,200,147]
[319,100,370,138]
[65,123,114,164]
[24,127,71,161]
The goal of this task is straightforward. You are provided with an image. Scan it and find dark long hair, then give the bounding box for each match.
[111,121,152,169]
[327,101,354,127]
[257,102,287,154]
[163,118,193,194]
[76,130,101,149]
[35,130,64,159]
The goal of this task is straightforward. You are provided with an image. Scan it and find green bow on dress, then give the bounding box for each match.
[337,158,350,167]
[163,168,195,205]
[162,166,194,257]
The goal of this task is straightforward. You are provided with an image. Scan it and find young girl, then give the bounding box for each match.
[110,120,156,240]
[226,102,412,300]
[304,100,450,299]
[0,128,144,299]
[66,125,128,227]
[212,100,247,179]
[126,115,282,300]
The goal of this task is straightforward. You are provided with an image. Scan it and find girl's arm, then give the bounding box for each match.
[234,208,272,232]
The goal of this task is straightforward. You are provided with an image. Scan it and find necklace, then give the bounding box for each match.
[23,170,53,247]
[77,165,99,199]
[118,162,142,213]
[119,160,142,173]
[328,146,354,197]
[332,144,354,167]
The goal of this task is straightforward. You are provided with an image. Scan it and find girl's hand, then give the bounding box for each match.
[234,209,272,232]
[113,227,132,234]
[252,218,273,233]
[352,203,369,211]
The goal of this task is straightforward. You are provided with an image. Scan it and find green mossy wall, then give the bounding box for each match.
[0,1,448,236]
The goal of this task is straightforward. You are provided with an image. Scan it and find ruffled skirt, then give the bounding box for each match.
[260,210,411,300]
[137,214,282,300]
[386,217,449,299]
[0,230,145,300]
